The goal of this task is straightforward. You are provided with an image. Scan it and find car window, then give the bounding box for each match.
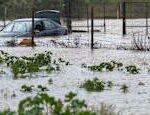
[34,21,44,31]
[43,20,56,30]
[12,22,27,33]
[2,22,14,32]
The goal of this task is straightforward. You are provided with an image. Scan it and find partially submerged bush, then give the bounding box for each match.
[21,85,34,93]
[0,51,69,79]
[84,61,141,75]
[86,61,123,72]
[18,92,95,115]
[120,84,129,94]
[125,65,140,74]
[80,78,105,92]
[80,78,114,92]
[0,92,119,115]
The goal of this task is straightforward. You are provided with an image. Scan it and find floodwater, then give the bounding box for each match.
[0,19,150,115]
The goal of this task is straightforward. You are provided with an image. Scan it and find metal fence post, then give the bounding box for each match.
[87,5,90,32]
[32,10,35,47]
[67,0,72,33]
[122,1,126,35]
[4,6,7,27]
[103,0,106,33]
[91,6,94,49]
[146,2,148,35]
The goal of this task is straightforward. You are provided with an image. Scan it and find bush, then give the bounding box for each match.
[125,65,140,74]
[86,61,123,72]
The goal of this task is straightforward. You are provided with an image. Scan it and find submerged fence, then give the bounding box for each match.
[122,2,150,35]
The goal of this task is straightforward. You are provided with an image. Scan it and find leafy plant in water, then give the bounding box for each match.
[120,84,129,93]
[37,85,49,92]
[87,61,123,72]
[80,78,105,92]
[48,78,53,84]
[125,65,140,74]
[0,109,15,115]
[18,92,95,115]
[107,81,114,88]
[26,61,39,77]
[21,85,34,93]
[11,59,26,78]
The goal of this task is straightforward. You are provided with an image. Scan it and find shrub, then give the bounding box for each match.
[125,65,140,74]
[20,85,34,93]
[80,78,105,92]
[87,61,123,72]
[18,92,95,115]
[120,84,129,94]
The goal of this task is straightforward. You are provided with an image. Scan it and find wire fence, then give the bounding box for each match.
[0,1,150,49]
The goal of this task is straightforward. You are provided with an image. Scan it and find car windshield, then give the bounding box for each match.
[2,21,32,33]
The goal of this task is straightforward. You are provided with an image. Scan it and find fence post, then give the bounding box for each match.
[103,0,106,33]
[145,3,148,35]
[87,5,90,32]
[67,0,72,33]
[91,6,94,49]
[31,10,35,47]
[3,6,7,27]
[122,1,126,35]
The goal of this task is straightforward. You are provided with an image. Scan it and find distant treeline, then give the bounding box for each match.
[0,0,150,19]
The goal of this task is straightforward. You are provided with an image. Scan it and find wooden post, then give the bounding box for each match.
[122,1,126,35]
[31,9,35,47]
[87,5,90,32]
[103,0,106,33]
[4,6,7,27]
[91,6,94,49]
[145,3,148,35]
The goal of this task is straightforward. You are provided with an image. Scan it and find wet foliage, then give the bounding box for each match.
[0,50,69,79]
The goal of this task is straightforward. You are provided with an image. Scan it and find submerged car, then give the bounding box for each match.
[0,18,67,38]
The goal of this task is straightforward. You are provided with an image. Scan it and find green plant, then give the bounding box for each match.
[80,78,105,92]
[11,59,26,78]
[0,109,15,115]
[87,61,123,72]
[120,84,129,94]
[37,85,49,92]
[107,81,113,88]
[21,85,34,93]
[48,79,53,84]
[125,65,140,74]
[26,61,39,77]
[0,51,67,79]
[18,92,96,115]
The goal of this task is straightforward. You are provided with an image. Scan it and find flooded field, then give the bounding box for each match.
[0,19,150,115]
[0,47,150,115]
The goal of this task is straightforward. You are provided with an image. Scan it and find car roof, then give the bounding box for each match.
[14,18,49,22]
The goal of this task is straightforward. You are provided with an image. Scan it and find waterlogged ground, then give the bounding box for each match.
[0,19,150,114]
[0,47,150,115]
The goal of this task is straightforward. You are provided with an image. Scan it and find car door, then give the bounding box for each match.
[42,20,60,36]
[34,21,46,37]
